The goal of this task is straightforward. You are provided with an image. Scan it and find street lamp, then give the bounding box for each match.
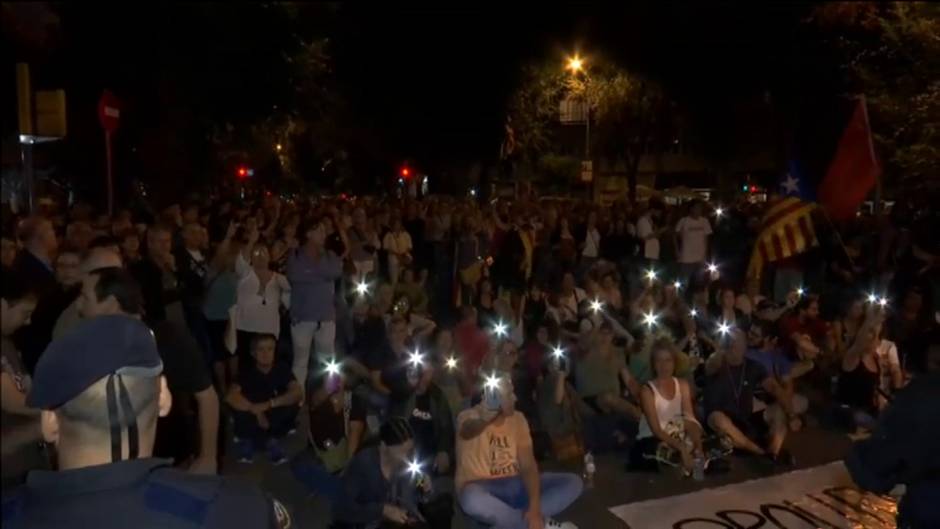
[566,55,584,73]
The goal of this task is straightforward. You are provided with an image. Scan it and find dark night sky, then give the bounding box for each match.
[3,2,838,193]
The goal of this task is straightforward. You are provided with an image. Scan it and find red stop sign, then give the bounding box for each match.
[98,90,121,132]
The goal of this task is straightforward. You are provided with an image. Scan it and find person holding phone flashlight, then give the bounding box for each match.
[456,372,583,529]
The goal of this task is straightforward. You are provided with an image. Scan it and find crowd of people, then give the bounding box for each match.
[2,188,939,528]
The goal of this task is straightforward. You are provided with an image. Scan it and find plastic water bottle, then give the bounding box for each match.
[692,455,705,481]
[582,452,596,489]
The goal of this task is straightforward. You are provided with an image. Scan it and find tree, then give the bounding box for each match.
[506,58,673,202]
[810,2,940,188]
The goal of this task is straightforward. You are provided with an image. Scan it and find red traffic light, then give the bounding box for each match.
[400,167,411,178]
[236,166,248,179]
[749,185,758,193]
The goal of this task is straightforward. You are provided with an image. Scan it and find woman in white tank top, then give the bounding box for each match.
[632,338,704,473]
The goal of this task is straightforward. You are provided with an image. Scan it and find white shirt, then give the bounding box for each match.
[234,254,291,336]
[636,215,660,260]
[582,227,601,258]
[675,215,712,264]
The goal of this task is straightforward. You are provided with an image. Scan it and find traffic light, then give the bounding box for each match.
[750,185,758,193]
[236,166,248,179]
[742,184,749,192]
[400,166,411,179]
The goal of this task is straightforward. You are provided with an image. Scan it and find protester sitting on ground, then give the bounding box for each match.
[1,281,44,487]
[832,296,868,362]
[456,373,583,529]
[536,340,586,461]
[226,334,301,465]
[630,330,697,387]
[714,287,750,331]
[292,360,366,500]
[431,328,469,416]
[575,323,643,421]
[396,267,430,315]
[90,264,219,474]
[836,319,896,435]
[332,417,448,529]
[2,315,290,528]
[365,316,415,414]
[704,328,800,466]
[778,296,831,363]
[390,356,455,478]
[630,338,705,475]
[745,319,810,428]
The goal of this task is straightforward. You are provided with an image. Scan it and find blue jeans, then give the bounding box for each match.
[458,473,583,529]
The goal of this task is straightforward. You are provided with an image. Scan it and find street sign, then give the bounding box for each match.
[98,90,121,132]
[35,90,67,138]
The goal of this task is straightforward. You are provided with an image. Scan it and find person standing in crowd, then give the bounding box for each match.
[126,238,222,474]
[674,201,712,286]
[705,328,799,466]
[1,281,45,488]
[233,235,291,375]
[226,334,301,465]
[456,374,583,529]
[287,217,346,391]
[0,316,292,529]
[12,216,59,373]
[578,210,602,280]
[636,201,664,277]
[202,230,240,393]
[347,207,380,281]
[383,216,413,286]
[175,221,210,350]
[630,338,705,475]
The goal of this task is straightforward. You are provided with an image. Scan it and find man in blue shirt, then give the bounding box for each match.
[286,216,347,392]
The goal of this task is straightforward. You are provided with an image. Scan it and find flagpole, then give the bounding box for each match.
[819,206,857,271]
[859,95,882,219]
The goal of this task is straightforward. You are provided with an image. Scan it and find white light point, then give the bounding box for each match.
[717,321,732,336]
[408,350,424,367]
[484,373,501,391]
[355,280,370,296]
[645,269,658,283]
[643,311,659,328]
[707,263,719,274]
[445,356,458,370]
[492,321,508,338]
[324,358,341,377]
[590,299,603,313]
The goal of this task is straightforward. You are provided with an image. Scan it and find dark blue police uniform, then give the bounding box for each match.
[1,315,292,529]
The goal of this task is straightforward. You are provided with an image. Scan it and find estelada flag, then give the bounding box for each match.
[747,196,819,280]
[816,97,881,221]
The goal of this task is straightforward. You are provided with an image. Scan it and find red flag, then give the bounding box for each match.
[817,97,880,221]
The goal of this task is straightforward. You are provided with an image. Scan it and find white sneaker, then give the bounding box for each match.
[544,518,578,529]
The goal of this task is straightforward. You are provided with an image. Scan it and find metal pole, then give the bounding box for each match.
[21,142,34,213]
[105,130,114,216]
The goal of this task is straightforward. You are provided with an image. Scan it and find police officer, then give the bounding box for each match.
[1,315,291,528]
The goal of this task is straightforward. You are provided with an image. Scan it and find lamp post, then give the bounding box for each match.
[566,54,592,200]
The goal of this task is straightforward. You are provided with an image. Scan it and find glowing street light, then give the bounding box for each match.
[589,299,604,313]
[643,311,660,329]
[445,356,458,370]
[566,55,584,73]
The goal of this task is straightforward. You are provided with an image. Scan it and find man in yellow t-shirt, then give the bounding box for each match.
[455,374,582,529]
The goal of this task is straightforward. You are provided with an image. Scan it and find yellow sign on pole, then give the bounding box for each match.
[35,90,67,138]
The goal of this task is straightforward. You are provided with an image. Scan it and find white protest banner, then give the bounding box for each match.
[609,462,898,528]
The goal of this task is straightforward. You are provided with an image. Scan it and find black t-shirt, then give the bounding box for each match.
[704,358,768,422]
[354,316,387,366]
[308,392,366,450]
[237,362,294,404]
[129,259,180,324]
[151,320,211,394]
[410,392,435,457]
